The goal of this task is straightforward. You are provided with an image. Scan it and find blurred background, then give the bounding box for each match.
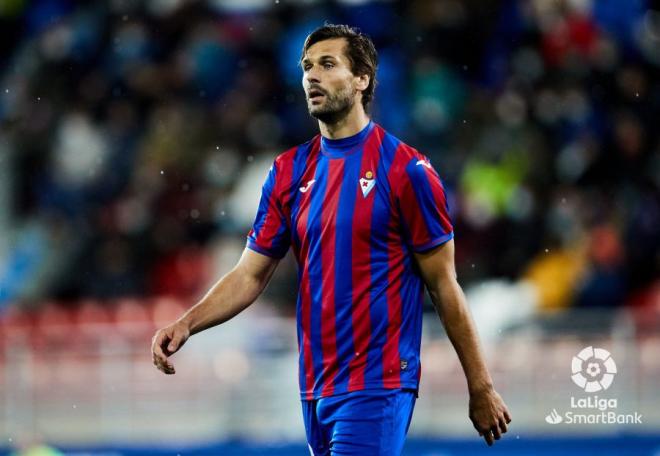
[0,0,659,454]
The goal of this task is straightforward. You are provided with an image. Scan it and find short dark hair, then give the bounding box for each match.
[301,24,378,111]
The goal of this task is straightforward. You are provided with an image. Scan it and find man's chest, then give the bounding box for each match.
[290,156,399,247]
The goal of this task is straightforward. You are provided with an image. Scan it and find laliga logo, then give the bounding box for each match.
[571,346,617,393]
[544,347,642,426]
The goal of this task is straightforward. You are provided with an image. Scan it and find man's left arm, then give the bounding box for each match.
[414,239,512,446]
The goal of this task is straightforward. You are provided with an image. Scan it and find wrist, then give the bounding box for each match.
[468,379,494,396]
[178,313,194,334]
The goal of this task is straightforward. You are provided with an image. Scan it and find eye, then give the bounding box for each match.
[323,62,334,69]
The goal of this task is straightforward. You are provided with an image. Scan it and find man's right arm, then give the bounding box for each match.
[151,247,279,374]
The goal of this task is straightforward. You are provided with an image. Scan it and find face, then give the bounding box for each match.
[301,38,367,124]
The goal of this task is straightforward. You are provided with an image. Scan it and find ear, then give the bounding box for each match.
[355,74,370,92]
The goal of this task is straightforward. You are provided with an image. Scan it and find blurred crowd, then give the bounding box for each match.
[0,0,658,316]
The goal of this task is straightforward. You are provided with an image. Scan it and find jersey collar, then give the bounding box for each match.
[320,121,374,158]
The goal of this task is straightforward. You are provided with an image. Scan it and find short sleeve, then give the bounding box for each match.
[397,156,454,252]
[246,160,291,259]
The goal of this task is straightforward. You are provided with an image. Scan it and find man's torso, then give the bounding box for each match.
[247,122,453,399]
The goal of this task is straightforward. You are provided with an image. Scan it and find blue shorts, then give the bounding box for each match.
[301,389,417,456]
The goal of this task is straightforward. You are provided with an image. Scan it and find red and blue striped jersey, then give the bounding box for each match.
[247,121,453,400]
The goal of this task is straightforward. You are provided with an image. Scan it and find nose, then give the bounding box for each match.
[305,65,321,85]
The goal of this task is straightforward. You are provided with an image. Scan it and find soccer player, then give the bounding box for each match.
[152,24,511,455]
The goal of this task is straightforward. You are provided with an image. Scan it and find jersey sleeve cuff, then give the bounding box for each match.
[411,231,454,253]
[246,239,287,259]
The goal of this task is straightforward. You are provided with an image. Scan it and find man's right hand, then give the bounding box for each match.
[151,320,191,375]
[149,249,279,375]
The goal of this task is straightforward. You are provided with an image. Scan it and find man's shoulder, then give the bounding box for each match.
[273,135,321,167]
[374,125,425,173]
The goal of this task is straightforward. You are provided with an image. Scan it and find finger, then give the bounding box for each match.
[483,430,494,446]
[152,353,165,371]
[154,351,171,372]
[167,333,183,354]
[499,416,508,434]
[152,346,175,374]
[156,357,175,374]
[156,352,175,373]
[504,408,512,423]
[151,332,169,362]
[491,424,501,440]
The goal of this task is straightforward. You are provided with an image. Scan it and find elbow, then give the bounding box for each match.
[427,285,442,305]
[236,265,273,298]
[428,275,463,310]
[426,279,445,313]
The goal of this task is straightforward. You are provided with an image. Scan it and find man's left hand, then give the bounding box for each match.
[469,387,511,446]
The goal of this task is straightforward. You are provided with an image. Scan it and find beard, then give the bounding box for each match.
[307,85,356,124]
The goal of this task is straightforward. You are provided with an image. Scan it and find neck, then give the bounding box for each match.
[318,103,370,139]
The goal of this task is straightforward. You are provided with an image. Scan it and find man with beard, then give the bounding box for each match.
[152,24,511,455]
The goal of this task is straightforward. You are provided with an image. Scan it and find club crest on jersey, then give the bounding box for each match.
[359,171,375,197]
